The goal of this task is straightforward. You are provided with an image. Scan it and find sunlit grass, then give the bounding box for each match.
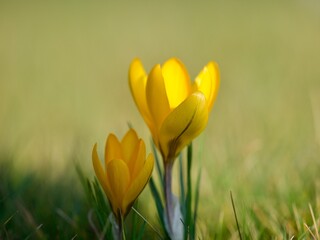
[1,0,320,238]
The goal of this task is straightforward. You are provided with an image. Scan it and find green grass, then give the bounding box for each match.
[0,155,91,239]
[1,0,320,238]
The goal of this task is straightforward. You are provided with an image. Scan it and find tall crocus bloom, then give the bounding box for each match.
[129,58,219,237]
[92,129,154,222]
[129,58,220,163]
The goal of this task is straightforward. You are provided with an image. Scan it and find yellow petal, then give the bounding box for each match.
[92,144,115,207]
[146,64,171,131]
[122,153,154,215]
[162,58,192,108]
[92,143,107,188]
[128,59,153,126]
[105,134,122,166]
[159,92,208,159]
[121,128,139,164]
[131,140,146,179]
[194,61,220,110]
[107,159,130,216]
[129,59,159,146]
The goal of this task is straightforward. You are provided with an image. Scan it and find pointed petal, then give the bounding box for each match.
[107,159,130,215]
[159,92,208,159]
[129,59,159,145]
[122,153,154,214]
[162,58,192,108]
[129,58,146,87]
[92,143,106,187]
[128,58,153,125]
[105,133,122,167]
[131,140,146,179]
[194,61,220,110]
[92,144,115,207]
[121,128,139,164]
[146,64,171,131]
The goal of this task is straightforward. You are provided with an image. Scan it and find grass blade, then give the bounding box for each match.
[308,203,319,239]
[230,191,242,240]
[304,223,317,240]
[192,167,202,239]
[131,207,163,239]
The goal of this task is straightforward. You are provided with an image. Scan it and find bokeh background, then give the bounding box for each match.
[1,0,320,238]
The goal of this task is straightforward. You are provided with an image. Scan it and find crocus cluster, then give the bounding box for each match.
[92,57,219,239]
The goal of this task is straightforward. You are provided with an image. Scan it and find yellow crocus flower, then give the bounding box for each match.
[92,128,154,221]
[129,58,219,162]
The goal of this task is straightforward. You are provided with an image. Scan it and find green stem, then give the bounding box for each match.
[164,160,174,236]
[115,214,125,240]
[121,215,126,240]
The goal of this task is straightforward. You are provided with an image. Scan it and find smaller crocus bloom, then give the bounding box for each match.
[129,58,219,162]
[92,129,154,221]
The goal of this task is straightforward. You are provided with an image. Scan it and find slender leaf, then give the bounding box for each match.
[76,165,112,237]
[191,167,202,239]
[136,222,146,240]
[151,140,164,188]
[149,177,170,238]
[149,177,164,225]
[93,178,110,214]
[86,179,95,202]
[185,143,193,239]
[132,201,138,239]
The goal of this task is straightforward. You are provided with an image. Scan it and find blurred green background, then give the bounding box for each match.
[1,0,320,238]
